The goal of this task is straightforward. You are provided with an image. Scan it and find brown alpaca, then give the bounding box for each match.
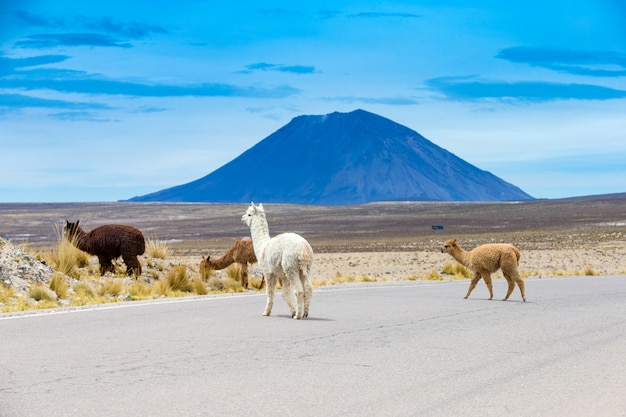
[199,239,259,288]
[441,239,525,302]
[64,220,145,277]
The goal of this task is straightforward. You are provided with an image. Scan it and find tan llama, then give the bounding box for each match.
[199,239,258,288]
[441,239,526,302]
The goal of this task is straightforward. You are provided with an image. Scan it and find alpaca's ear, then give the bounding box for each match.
[76,220,80,226]
[258,203,264,211]
[452,239,457,245]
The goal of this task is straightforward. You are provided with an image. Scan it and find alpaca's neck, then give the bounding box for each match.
[71,228,90,252]
[248,215,271,259]
[450,246,471,267]
[207,252,235,270]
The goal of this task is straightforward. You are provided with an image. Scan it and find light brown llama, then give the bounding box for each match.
[199,239,259,289]
[64,220,145,277]
[441,239,525,302]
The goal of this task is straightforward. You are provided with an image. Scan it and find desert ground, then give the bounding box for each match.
[1,195,625,284]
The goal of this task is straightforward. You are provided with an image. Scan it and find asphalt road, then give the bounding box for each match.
[1,276,625,417]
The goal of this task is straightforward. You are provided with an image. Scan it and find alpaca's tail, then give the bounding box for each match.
[299,241,313,273]
[512,246,521,265]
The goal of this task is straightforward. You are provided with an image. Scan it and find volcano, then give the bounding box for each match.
[128,109,533,204]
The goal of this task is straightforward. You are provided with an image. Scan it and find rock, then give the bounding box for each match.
[0,237,53,297]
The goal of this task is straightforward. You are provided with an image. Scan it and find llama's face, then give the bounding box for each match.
[241,205,255,226]
[64,220,80,240]
[441,239,457,253]
[241,203,264,227]
[199,256,210,271]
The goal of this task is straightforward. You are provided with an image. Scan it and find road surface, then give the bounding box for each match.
[1,276,625,417]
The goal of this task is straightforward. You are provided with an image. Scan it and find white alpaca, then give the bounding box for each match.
[241,203,314,319]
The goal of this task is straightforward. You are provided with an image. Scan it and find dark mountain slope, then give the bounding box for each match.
[128,109,533,204]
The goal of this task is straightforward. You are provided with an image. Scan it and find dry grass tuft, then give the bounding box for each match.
[199,264,214,281]
[192,276,208,295]
[206,275,242,293]
[152,279,172,297]
[43,224,90,278]
[145,236,170,259]
[0,285,16,309]
[165,265,192,292]
[72,281,96,305]
[248,275,265,289]
[424,269,442,280]
[128,280,153,300]
[441,262,472,278]
[29,283,57,302]
[583,266,598,276]
[224,264,241,281]
[49,272,69,299]
[98,279,124,297]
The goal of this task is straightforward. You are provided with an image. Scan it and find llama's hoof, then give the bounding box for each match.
[262,312,270,316]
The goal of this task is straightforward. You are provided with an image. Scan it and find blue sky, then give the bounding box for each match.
[1,0,625,202]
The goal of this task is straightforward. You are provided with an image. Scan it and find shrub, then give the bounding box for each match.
[145,236,170,259]
[0,285,16,306]
[248,275,265,289]
[206,275,242,293]
[584,266,598,276]
[442,262,472,278]
[29,283,57,302]
[199,264,214,281]
[128,280,152,300]
[224,264,241,281]
[424,269,442,280]
[98,279,124,297]
[51,232,90,277]
[166,265,191,292]
[49,272,69,299]
[72,281,96,305]
[192,276,208,295]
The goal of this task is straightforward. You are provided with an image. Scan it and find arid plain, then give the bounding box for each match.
[1,194,625,282]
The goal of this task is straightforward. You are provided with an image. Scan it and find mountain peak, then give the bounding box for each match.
[128,110,533,204]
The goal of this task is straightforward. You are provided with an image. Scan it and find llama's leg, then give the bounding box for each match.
[506,267,526,302]
[98,256,114,276]
[281,272,297,318]
[516,275,526,302]
[502,276,516,301]
[263,273,277,316]
[301,270,313,318]
[240,263,249,288]
[289,270,305,320]
[482,273,494,300]
[465,272,482,299]
[123,254,141,277]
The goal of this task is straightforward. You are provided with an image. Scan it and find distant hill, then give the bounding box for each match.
[128,109,533,204]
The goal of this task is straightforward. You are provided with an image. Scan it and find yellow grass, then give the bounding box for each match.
[145,236,170,259]
[49,272,69,299]
[97,279,124,297]
[165,265,192,292]
[29,283,57,302]
[224,264,241,281]
[441,262,472,278]
[206,275,242,293]
[192,276,208,295]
